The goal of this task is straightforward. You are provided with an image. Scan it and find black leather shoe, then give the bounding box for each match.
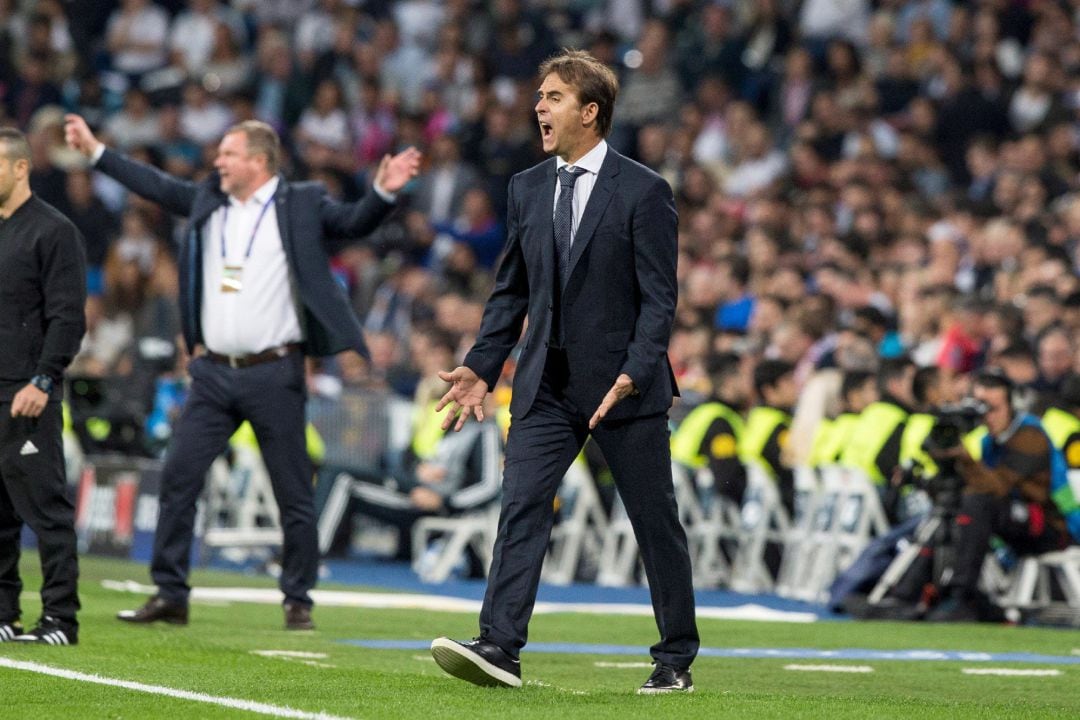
[430,637,522,688]
[638,663,694,694]
[284,602,315,630]
[117,596,189,625]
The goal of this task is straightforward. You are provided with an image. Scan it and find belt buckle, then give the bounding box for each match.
[229,355,240,369]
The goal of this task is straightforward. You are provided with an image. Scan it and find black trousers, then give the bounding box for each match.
[951,492,1065,594]
[479,353,699,668]
[153,352,316,606]
[0,401,80,625]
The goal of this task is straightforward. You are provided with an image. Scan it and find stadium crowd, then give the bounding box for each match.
[7,0,1080,608]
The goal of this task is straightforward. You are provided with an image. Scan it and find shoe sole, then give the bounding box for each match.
[430,637,522,688]
[116,612,188,625]
[637,685,694,695]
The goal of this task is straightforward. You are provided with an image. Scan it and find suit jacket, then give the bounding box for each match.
[464,147,679,421]
[97,148,393,359]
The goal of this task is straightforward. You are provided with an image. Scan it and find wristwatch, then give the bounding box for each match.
[30,374,55,394]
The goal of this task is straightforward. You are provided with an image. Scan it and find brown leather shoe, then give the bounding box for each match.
[117,596,189,625]
[284,602,315,630]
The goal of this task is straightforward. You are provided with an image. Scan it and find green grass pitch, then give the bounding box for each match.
[3,553,1079,719]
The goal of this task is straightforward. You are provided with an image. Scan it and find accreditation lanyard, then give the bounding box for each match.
[219,194,275,293]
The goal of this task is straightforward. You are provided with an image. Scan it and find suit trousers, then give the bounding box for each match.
[479,351,699,668]
[152,352,317,607]
[0,401,80,625]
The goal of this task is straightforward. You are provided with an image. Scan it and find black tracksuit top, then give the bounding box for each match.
[0,195,86,400]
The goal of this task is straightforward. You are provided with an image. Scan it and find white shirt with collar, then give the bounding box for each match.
[201,176,304,356]
[553,140,607,247]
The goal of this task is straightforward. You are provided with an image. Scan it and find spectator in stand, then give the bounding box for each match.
[713,254,754,333]
[411,134,481,225]
[103,88,160,152]
[295,78,353,169]
[168,0,246,83]
[61,168,119,274]
[431,186,504,272]
[178,81,232,148]
[105,0,170,87]
[613,19,682,154]
[202,22,255,97]
[1035,325,1074,398]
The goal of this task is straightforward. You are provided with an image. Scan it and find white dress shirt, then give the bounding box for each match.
[553,140,608,247]
[201,176,304,355]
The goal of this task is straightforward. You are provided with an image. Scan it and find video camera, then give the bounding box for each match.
[916,398,989,510]
[923,398,989,454]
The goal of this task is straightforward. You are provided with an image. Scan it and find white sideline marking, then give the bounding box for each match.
[250,651,335,669]
[412,655,436,662]
[102,580,817,623]
[594,662,654,669]
[961,668,1061,677]
[525,679,588,695]
[252,651,329,659]
[784,664,874,673]
[0,657,355,719]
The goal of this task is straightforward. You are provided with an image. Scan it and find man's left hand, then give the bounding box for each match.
[410,486,445,512]
[11,384,48,418]
[589,373,637,430]
[374,147,422,194]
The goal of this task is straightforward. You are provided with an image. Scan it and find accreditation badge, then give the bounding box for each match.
[221,265,244,293]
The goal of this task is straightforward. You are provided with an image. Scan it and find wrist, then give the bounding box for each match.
[30,374,55,394]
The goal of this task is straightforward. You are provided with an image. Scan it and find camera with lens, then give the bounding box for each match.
[924,398,988,454]
[917,398,989,509]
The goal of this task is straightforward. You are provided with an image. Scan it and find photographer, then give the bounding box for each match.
[928,369,1068,622]
[840,357,916,522]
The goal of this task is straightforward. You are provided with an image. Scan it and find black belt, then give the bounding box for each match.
[204,343,302,369]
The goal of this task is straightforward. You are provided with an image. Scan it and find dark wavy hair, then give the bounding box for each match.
[538,49,619,138]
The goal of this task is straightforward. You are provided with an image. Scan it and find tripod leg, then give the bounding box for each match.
[867,516,940,604]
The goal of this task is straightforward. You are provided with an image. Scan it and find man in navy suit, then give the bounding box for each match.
[64,114,420,630]
[429,50,698,694]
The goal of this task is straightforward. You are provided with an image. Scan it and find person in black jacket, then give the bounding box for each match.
[64,113,421,630]
[0,127,86,646]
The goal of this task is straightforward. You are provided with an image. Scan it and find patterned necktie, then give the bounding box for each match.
[554,166,586,288]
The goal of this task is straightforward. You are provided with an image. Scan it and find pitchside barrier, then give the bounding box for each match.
[51,386,1080,615]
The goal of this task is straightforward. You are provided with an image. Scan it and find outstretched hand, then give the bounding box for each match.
[436,366,489,432]
[375,147,422,194]
[63,114,101,158]
[589,373,637,430]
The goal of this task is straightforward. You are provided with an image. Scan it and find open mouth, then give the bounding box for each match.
[539,121,553,140]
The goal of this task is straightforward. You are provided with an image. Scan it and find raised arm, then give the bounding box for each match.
[319,146,422,251]
[64,114,199,217]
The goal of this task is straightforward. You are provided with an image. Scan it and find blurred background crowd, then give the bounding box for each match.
[6,0,1080,475]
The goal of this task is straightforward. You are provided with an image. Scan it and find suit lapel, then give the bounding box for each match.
[565,149,618,283]
[190,177,227,228]
[530,159,558,289]
[272,176,292,258]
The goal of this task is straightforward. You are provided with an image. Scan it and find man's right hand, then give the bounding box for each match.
[63,114,102,158]
[436,366,489,432]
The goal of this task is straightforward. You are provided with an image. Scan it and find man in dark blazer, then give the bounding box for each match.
[64,113,420,630]
[429,50,699,694]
